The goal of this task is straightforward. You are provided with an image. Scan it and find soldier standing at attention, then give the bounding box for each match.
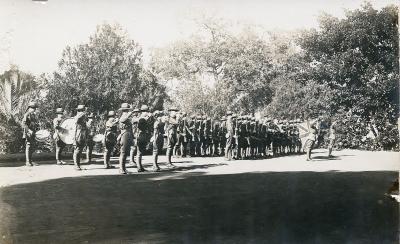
[165,107,179,167]
[129,108,140,167]
[117,103,133,174]
[135,105,151,172]
[225,111,234,160]
[180,113,189,157]
[152,110,165,171]
[73,104,88,170]
[219,116,227,156]
[187,115,196,157]
[22,101,39,166]
[194,115,202,156]
[53,107,66,165]
[103,111,118,169]
[86,113,95,164]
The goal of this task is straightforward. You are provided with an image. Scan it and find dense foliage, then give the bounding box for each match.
[0,4,398,153]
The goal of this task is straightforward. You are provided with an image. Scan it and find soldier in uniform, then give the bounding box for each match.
[165,107,179,167]
[211,119,220,156]
[86,113,95,164]
[103,111,118,169]
[204,117,212,156]
[219,116,227,156]
[304,118,319,161]
[152,110,165,171]
[73,104,88,170]
[194,115,202,156]
[129,108,140,167]
[117,103,133,174]
[328,120,338,157]
[53,107,66,165]
[22,101,39,166]
[225,111,234,160]
[187,115,196,157]
[135,105,151,172]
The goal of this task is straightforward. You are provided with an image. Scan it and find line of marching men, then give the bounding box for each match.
[22,102,304,174]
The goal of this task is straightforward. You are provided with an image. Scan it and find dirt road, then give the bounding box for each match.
[0,149,398,243]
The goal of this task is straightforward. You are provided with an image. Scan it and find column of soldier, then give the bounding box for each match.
[22,102,303,174]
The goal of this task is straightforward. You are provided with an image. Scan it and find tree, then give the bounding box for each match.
[0,66,45,153]
[150,18,275,117]
[45,23,167,117]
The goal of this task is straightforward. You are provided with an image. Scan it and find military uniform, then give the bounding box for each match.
[135,105,152,172]
[152,111,165,171]
[103,111,118,169]
[225,112,235,160]
[166,107,179,166]
[53,108,66,165]
[129,108,140,166]
[86,113,95,163]
[22,102,39,166]
[73,105,88,170]
[118,103,133,174]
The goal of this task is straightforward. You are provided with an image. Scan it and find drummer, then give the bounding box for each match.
[53,107,66,165]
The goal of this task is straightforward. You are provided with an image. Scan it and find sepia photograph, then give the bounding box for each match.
[0,0,399,243]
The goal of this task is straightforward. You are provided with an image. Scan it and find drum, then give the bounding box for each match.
[93,134,105,143]
[35,129,51,142]
[59,118,76,145]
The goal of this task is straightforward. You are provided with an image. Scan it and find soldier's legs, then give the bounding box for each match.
[129,145,137,166]
[25,140,33,166]
[86,143,93,163]
[55,142,65,165]
[73,145,83,170]
[119,132,132,174]
[181,140,187,157]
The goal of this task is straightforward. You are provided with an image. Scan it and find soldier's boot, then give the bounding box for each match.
[104,150,110,169]
[136,153,145,172]
[56,146,64,165]
[166,149,175,167]
[152,153,160,171]
[25,143,33,166]
[74,148,82,170]
[119,152,127,174]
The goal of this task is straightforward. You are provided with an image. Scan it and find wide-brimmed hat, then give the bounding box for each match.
[76,104,85,111]
[119,103,131,111]
[226,111,233,116]
[221,116,226,121]
[55,107,64,114]
[87,113,94,118]
[28,101,38,108]
[168,107,179,112]
[108,111,116,117]
[133,108,140,113]
[140,105,149,112]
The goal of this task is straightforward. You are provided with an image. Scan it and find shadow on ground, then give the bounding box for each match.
[0,170,398,243]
